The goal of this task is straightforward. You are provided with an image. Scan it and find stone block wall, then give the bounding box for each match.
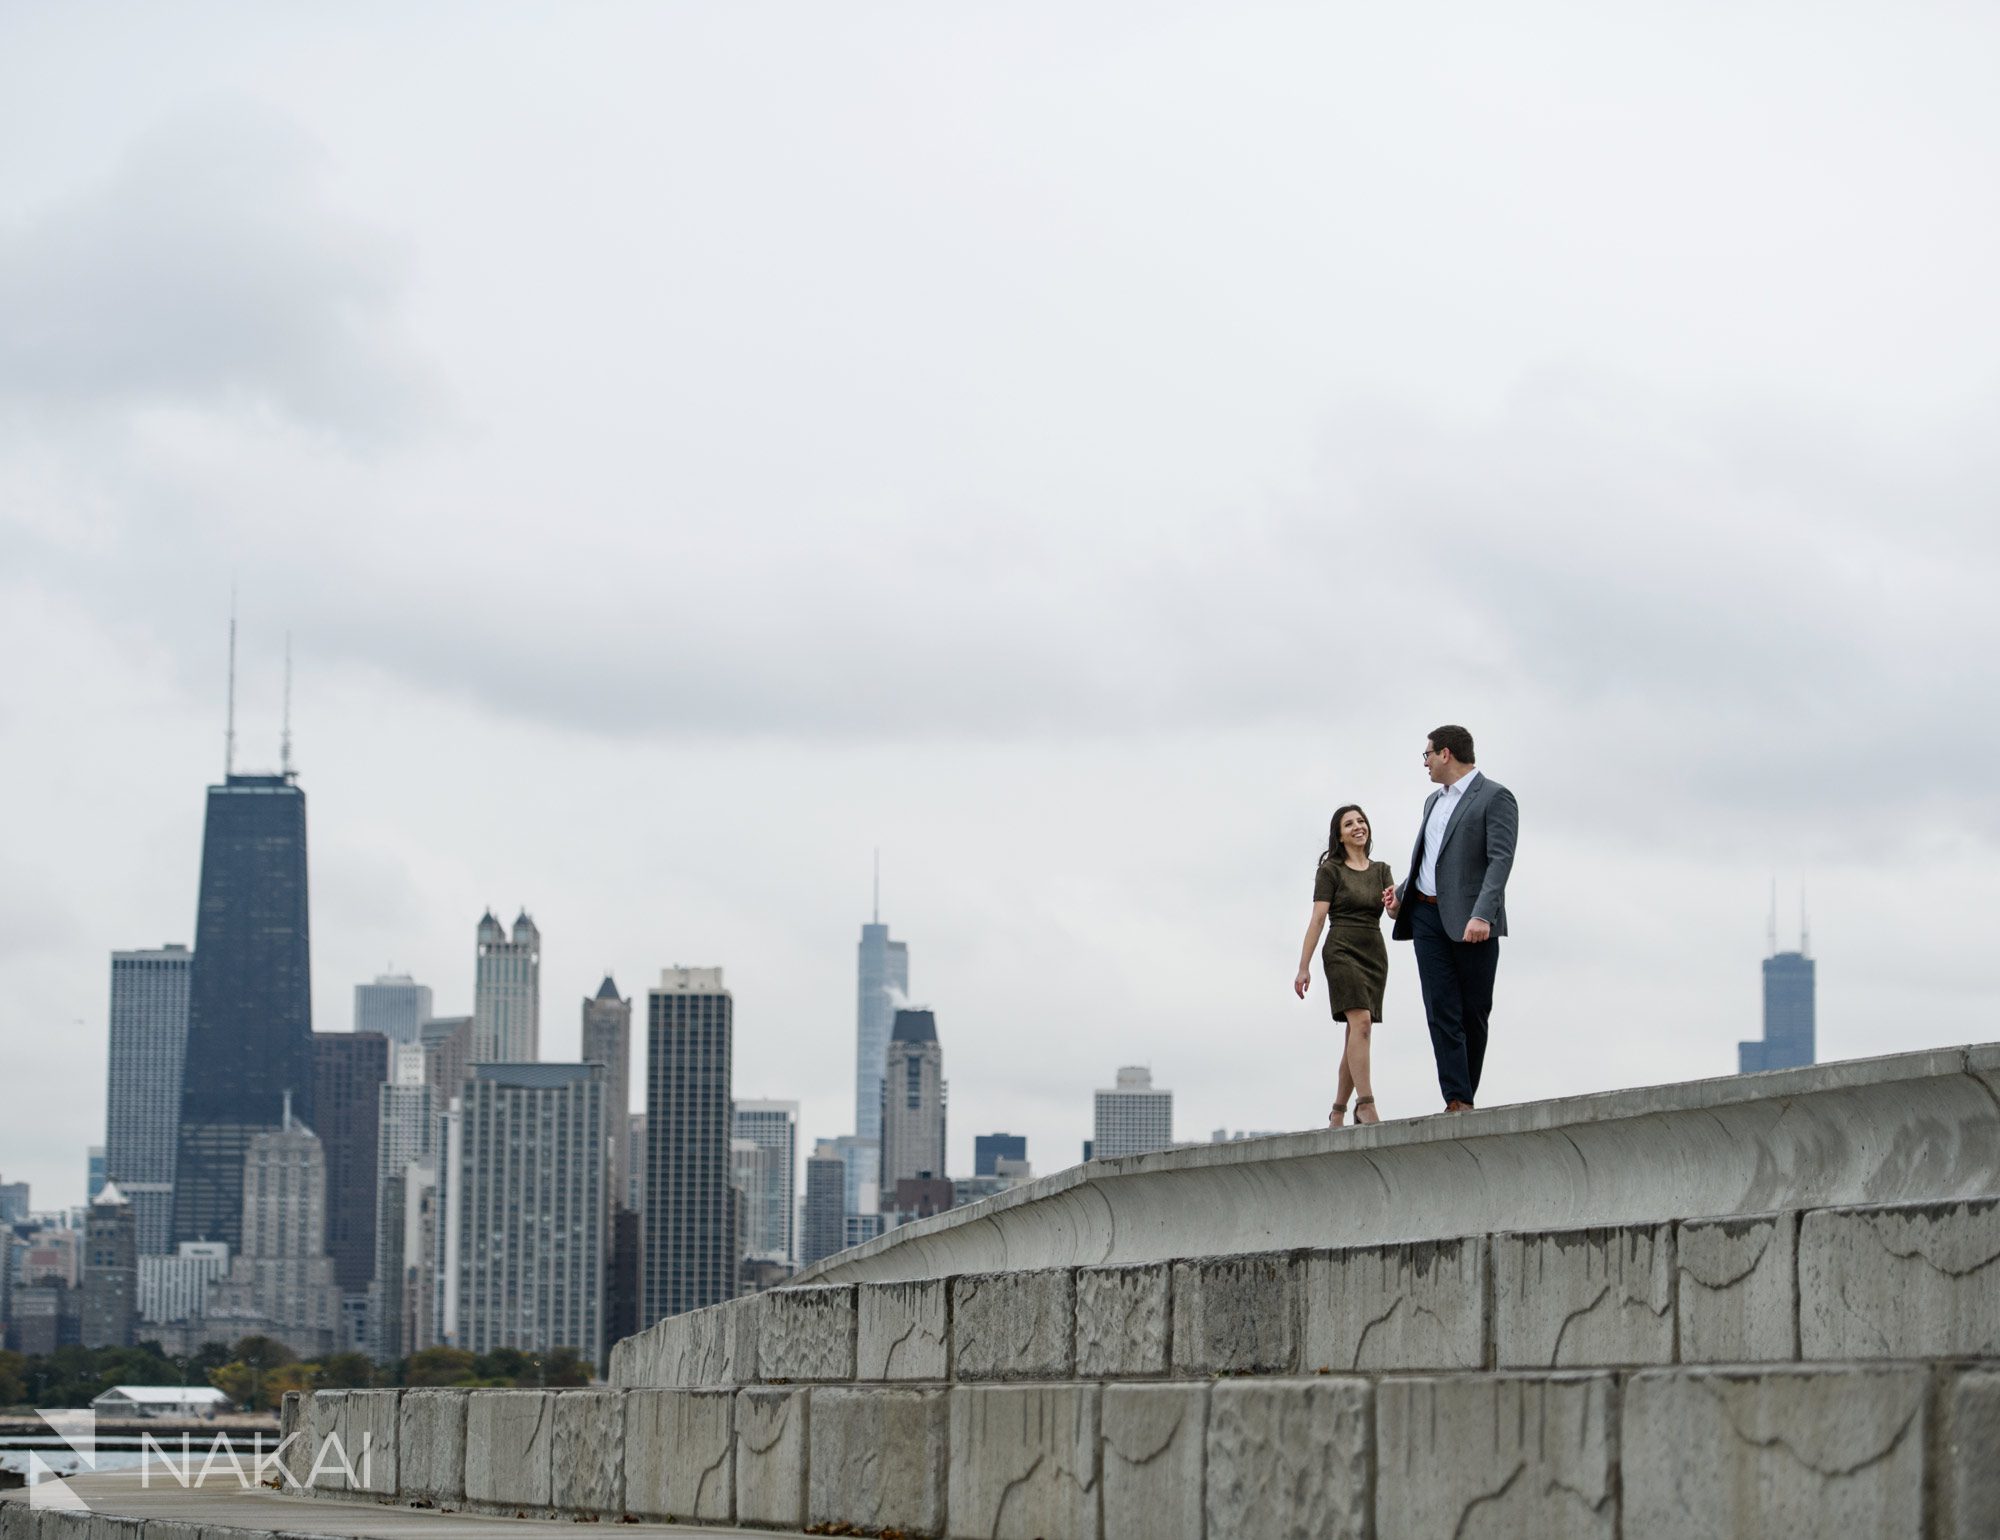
[250,1361,2000,1539]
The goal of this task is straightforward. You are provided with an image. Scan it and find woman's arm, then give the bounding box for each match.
[1380,863,1399,916]
[1295,901,1331,997]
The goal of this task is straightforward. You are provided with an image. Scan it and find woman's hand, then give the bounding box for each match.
[1381,885,1399,916]
[1294,968,1311,999]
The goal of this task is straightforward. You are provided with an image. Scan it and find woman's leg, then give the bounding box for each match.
[1331,1022,1355,1123]
[1345,1010,1378,1122]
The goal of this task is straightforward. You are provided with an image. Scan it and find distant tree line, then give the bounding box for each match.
[0,1338,591,1414]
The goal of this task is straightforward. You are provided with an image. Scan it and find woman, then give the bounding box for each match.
[1294,804,1398,1125]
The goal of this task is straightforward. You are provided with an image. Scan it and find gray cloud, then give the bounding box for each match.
[0,101,429,443]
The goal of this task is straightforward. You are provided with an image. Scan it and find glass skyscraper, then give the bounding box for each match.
[644,968,736,1321]
[106,944,191,1255]
[171,773,314,1250]
[1739,949,1817,1073]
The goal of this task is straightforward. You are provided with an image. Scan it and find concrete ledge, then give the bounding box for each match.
[464,1390,554,1512]
[1376,1372,1616,1540]
[338,1389,398,1497]
[1677,1211,1798,1362]
[857,1278,950,1381]
[952,1269,1075,1381]
[396,1387,466,1505]
[1800,1198,2000,1358]
[623,1388,733,1523]
[1172,1253,1296,1375]
[1623,1363,1928,1537]
[551,1388,624,1515]
[1941,1368,2000,1540]
[1493,1223,1674,1368]
[1101,1382,1205,1540]
[799,1044,2000,1282]
[1076,1263,1171,1378]
[1302,1237,1487,1373]
[735,1386,809,1530]
[756,1285,856,1382]
[1205,1378,1371,1540]
[947,1383,1100,1540]
[807,1385,946,1538]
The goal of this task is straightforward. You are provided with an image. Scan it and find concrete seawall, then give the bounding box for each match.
[798,1043,2000,1282]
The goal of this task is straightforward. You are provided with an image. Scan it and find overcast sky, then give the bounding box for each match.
[3,2,1997,1213]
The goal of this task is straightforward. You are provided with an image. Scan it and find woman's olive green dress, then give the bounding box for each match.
[1314,858,1393,1020]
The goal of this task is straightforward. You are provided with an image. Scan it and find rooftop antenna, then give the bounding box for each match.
[224,590,238,777]
[873,848,881,924]
[1766,876,1777,957]
[280,632,294,778]
[1800,884,1810,958]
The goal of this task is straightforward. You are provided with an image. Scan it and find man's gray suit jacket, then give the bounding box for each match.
[1392,774,1519,942]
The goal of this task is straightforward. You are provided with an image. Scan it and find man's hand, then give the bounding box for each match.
[1462,917,1491,943]
[1294,968,1311,998]
[1381,885,1399,916]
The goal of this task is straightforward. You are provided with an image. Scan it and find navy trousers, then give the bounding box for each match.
[1411,899,1500,1106]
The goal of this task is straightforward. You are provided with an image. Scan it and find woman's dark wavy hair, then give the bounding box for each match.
[1320,804,1373,867]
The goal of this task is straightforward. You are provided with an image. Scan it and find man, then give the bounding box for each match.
[1391,724,1517,1112]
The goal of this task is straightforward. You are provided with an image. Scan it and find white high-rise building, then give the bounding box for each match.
[881,1011,946,1189]
[731,1100,799,1266]
[355,973,434,1044]
[105,945,192,1255]
[137,1241,230,1324]
[373,1043,435,1360]
[451,1062,606,1362]
[1092,1066,1174,1159]
[472,910,540,1063]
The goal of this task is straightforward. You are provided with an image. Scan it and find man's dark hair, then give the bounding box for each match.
[1428,724,1476,765]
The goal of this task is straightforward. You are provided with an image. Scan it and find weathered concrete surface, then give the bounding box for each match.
[756,1285,856,1383]
[397,1387,467,1505]
[551,1389,624,1515]
[464,1390,555,1511]
[623,1389,733,1523]
[856,1278,950,1381]
[733,1386,809,1531]
[1624,1364,1927,1538]
[1941,1369,2000,1540]
[1677,1211,1798,1362]
[1205,1378,1371,1540]
[1493,1223,1673,1367]
[952,1268,1075,1381]
[1173,1253,1296,1374]
[948,1384,1101,1540]
[799,1045,2000,1283]
[278,1390,309,1490]
[305,1390,347,1492]
[85,1516,141,1540]
[614,1297,762,1388]
[1101,1382,1206,1540]
[1076,1263,1171,1378]
[1376,1373,1616,1540]
[339,1388,399,1497]
[1302,1237,1486,1372]
[806,1386,946,1538]
[1800,1198,2000,1358]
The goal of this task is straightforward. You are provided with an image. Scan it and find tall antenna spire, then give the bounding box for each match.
[224,589,238,777]
[1766,875,1777,957]
[1800,884,1810,958]
[873,848,880,924]
[280,632,294,778]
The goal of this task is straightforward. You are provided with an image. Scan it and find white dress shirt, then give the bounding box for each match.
[1417,769,1482,897]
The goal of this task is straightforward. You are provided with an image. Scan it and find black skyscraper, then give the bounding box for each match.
[171,773,314,1250]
